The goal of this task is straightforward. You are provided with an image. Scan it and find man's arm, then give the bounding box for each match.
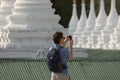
[62,35,73,61]
[68,40,73,61]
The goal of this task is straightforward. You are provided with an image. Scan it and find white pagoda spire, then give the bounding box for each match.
[2,0,63,49]
[98,0,118,49]
[103,0,118,31]
[89,0,107,48]
[68,0,78,35]
[77,1,87,32]
[73,0,87,47]
[84,0,96,32]
[79,0,96,48]
[94,0,107,31]
[74,0,87,47]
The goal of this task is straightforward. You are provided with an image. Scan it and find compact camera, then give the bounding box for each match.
[69,35,72,40]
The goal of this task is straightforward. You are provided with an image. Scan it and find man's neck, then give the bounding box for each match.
[55,43,63,47]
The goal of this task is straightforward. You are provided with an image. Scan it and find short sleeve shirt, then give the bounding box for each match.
[52,44,70,74]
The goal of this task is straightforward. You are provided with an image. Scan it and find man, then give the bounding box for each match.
[50,31,73,80]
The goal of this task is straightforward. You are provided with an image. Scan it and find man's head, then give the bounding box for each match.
[52,31,65,44]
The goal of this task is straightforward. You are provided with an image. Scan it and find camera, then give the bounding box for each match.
[69,35,72,40]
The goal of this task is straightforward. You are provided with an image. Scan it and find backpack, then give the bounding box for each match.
[47,47,63,73]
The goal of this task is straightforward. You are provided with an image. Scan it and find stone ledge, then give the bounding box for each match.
[0,48,88,59]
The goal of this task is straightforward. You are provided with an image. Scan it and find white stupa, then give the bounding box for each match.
[109,16,120,49]
[0,0,15,47]
[2,0,63,49]
[89,0,107,49]
[68,0,78,35]
[0,0,88,58]
[97,0,118,49]
[81,0,96,48]
[75,0,87,48]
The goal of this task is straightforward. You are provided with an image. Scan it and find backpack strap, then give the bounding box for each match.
[53,45,63,52]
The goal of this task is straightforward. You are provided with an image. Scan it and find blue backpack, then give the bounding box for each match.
[47,47,66,73]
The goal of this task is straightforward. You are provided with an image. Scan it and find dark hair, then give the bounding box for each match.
[52,32,63,44]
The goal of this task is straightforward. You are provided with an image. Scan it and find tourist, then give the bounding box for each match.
[50,31,73,80]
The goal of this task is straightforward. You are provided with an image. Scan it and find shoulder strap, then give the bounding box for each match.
[53,46,63,52]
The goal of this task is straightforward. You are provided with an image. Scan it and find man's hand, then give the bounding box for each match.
[69,39,73,48]
[64,35,70,43]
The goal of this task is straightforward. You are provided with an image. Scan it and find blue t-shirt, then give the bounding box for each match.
[50,44,70,74]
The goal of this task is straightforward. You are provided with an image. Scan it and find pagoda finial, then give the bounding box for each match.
[73,0,76,4]
[81,0,85,3]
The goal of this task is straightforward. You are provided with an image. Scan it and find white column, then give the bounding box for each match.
[98,0,118,49]
[81,0,96,48]
[3,0,63,49]
[75,2,87,48]
[90,0,107,49]
[68,0,78,35]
